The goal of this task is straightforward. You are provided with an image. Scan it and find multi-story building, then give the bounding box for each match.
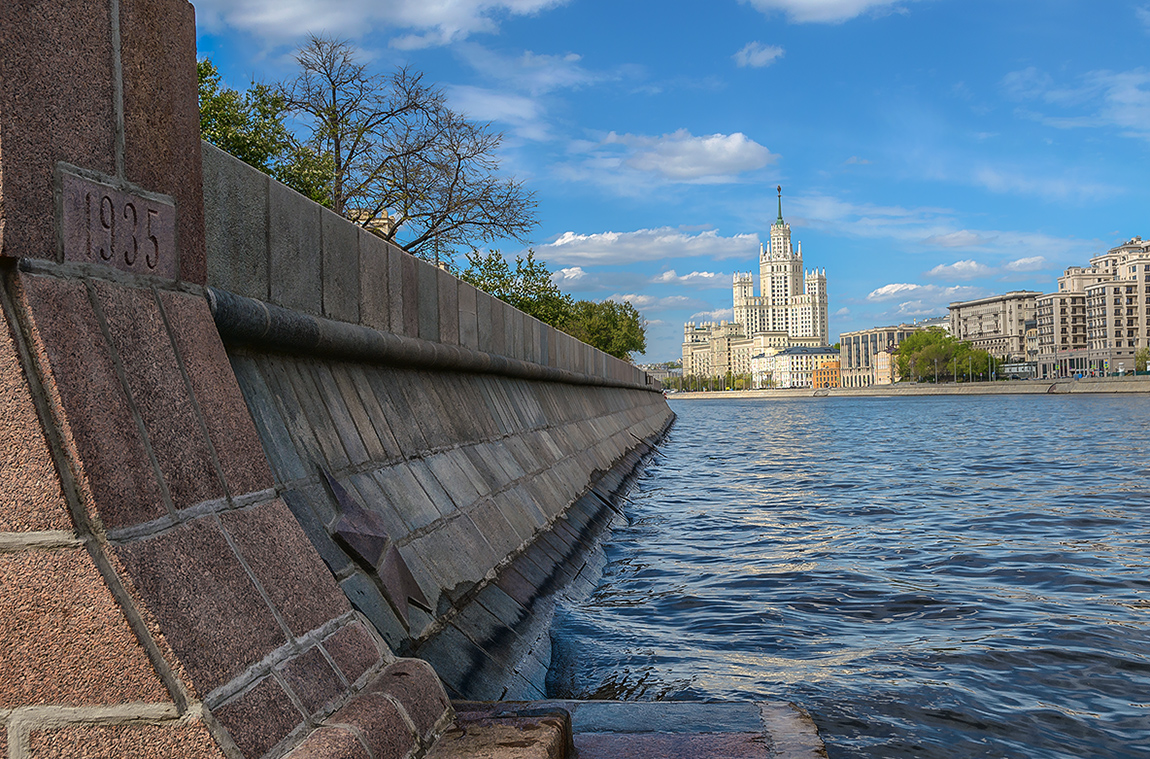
[684,188,830,379]
[948,291,1041,360]
[1082,237,1150,374]
[838,323,927,388]
[1035,292,1087,378]
[761,346,840,389]
[812,360,841,389]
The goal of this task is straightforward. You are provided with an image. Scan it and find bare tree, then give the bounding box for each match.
[279,35,536,261]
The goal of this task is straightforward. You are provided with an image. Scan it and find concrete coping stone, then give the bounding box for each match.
[207,287,660,394]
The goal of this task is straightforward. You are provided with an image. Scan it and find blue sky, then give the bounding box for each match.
[192,0,1150,361]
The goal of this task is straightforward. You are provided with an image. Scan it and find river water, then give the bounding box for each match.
[546,395,1150,758]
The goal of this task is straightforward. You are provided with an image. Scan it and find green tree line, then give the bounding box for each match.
[897,328,997,382]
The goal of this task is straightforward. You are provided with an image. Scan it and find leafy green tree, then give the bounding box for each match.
[561,300,647,361]
[197,59,332,204]
[1136,346,1149,372]
[458,249,573,326]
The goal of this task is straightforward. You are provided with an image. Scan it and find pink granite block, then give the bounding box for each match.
[280,646,345,716]
[0,0,115,260]
[158,290,274,497]
[285,727,370,759]
[327,693,415,759]
[17,274,167,529]
[366,658,450,738]
[322,623,382,686]
[0,548,167,708]
[120,0,205,283]
[27,721,226,759]
[0,307,70,531]
[112,516,285,692]
[92,281,223,510]
[213,676,302,759]
[220,499,351,637]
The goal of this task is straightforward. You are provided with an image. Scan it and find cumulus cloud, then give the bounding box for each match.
[192,0,568,46]
[551,266,587,284]
[608,129,776,182]
[867,283,990,316]
[833,307,850,316]
[538,227,760,265]
[1003,256,1047,272]
[689,308,736,322]
[733,42,785,68]
[926,260,992,279]
[740,0,917,23]
[456,44,604,95]
[651,270,730,287]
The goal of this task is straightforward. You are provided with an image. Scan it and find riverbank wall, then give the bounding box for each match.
[0,3,673,757]
[671,376,1150,400]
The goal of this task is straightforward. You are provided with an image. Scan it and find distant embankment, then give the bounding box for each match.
[672,376,1150,400]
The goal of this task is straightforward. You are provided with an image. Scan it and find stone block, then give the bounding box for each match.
[269,179,323,315]
[489,297,507,356]
[18,274,166,528]
[388,373,452,451]
[93,281,223,510]
[401,252,420,338]
[220,499,351,638]
[321,209,360,324]
[308,363,370,466]
[495,565,540,609]
[469,499,523,560]
[229,356,308,484]
[407,459,459,518]
[475,290,494,353]
[359,229,390,330]
[281,485,353,576]
[416,259,440,342]
[414,625,504,701]
[362,369,427,456]
[574,733,769,758]
[26,721,225,759]
[338,573,409,653]
[0,307,70,531]
[428,711,566,759]
[0,548,167,708]
[343,366,402,461]
[0,0,115,262]
[113,516,285,692]
[437,268,459,345]
[202,143,268,298]
[281,646,346,716]
[323,622,382,686]
[281,360,351,471]
[385,244,406,336]
[367,658,450,737]
[423,453,482,511]
[255,354,327,468]
[285,727,370,759]
[458,282,480,351]
[159,290,273,497]
[327,692,415,759]
[120,0,205,283]
[373,465,443,533]
[213,676,302,759]
[328,366,387,462]
[344,472,412,544]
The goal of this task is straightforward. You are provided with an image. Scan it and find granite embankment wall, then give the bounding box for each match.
[0,2,672,758]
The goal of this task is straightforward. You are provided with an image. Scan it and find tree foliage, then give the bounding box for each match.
[1136,346,1149,372]
[278,35,537,261]
[458,250,647,361]
[197,59,332,205]
[897,328,995,382]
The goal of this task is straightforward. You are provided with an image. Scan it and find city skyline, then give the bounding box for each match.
[193,0,1150,360]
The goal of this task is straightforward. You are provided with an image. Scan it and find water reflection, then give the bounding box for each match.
[547,396,1150,759]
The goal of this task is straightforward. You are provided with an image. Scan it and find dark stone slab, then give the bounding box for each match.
[328,365,386,462]
[93,281,223,510]
[281,485,353,577]
[468,499,523,560]
[280,359,351,471]
[457,282,479,351]
[213,676,302,759]
[415,259,439,342]
[120,0,206,284]
[201,143,268,298]
[159,290,274,497]
[220,499,351,638]
[415,624,505,701]
[359,229,389,331]
[362,368,427,456]
[113,516,285,692]
[437,268,459,345]
[0,0,115,262]
[406,458,458,518]
[18,274,166,528]
[344,472,411,544]
[574,732,770,758]
[400,253,419,338]
[229,355,308,484]
[449,601,522,670]
[308,363,369,466]
[367,658,450,738]
[343,366,402,461]
[338,572,409,653]
[489,298,507,356]
[372,465,442,533]
[280,646,345,716]
[386,244,408,337]
[287,726,370,759]
[327,692,415,759]
[269,179,322,315]
[254,354,327,469]
[322,622,381,687]
[321,209,359,324]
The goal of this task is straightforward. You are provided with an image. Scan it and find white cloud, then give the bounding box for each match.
[192,0,569,46]
[1002,65,1150,141]
[740,0,916,23]
[689,308,736,322]
[921,230,992,248]
[1003,256,1047,272]
[926,260,992,279]
[608,129,775,182]
[833,307,850,316]
[539,227,760,265]
[844,156,871,165]
[446,85,550,140]
[973,166,1117,202]
[733,42,785,68]
[867,283,991,316]
[606,294,707,312]
[551,266,587,283]
[651,270,730,287]
[456,44,603,95]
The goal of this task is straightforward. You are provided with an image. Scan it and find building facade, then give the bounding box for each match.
[948,291,1040,360]
[759,346,840,389]
[812,360,841,389]
[839,323,927,388]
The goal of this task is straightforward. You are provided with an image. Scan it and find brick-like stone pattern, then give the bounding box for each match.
[27,721,226,759]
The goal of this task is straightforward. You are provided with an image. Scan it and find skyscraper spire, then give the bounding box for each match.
[776,185,784,226]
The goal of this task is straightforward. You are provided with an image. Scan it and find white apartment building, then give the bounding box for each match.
[756,345,839,389]
[838,323,926,388]
[949,291,1041,360]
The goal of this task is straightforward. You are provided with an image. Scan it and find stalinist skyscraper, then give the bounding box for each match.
[732,187,828,344]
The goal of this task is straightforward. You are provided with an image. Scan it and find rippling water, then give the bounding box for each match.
[546,396,1150,758]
